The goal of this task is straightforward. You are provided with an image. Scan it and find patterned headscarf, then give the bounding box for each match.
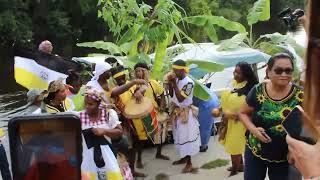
[42,78,67,99]
[48,78,67,93]
[84,87,115,110]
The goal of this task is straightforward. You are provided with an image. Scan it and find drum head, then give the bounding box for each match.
[123,97,153,119]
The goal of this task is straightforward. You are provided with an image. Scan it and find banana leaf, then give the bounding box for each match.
[247,0,270,25]
[76,41,123,55]
[185,15,246,33]
[217,33,248,51]
[260,33,305,57]
[186,60,225,73]
[189,75,211,101]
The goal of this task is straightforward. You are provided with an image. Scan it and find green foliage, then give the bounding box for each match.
[215,8,241,22]
[185,15,246,43]
[186,60,225,73]
[98,0,151,36]
[76,41,125,55]
[258,42,285,56]
[247,0,270,25]
[124,53,151,68]
[217,33,249,51]
[47,10,72,38]
[216,0,305,61]
[201,159,230,169]
[190,76,211,100]
[0,0,33,45]
[259,33,305,57]
[185,16,246,33]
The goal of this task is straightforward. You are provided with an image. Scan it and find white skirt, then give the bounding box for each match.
[81,144,123,180]
[173,109,200,158]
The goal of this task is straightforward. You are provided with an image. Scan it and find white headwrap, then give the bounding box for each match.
[93,62,112,80]
[27,89,43,105]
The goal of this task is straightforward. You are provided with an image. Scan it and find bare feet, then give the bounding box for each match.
[132,171,147,177]
[182,164,198,174]
[229,170,238,177]
[156,154,170,160]
[172,158,187,165]
[227,164,244,172]
[137,160,144,169]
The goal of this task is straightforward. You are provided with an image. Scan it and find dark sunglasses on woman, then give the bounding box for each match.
[273,67,294,75]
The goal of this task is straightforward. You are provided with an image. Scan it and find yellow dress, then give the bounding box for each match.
[220,81,247,155]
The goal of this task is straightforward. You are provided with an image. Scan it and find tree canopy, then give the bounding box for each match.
[0,0,305,57]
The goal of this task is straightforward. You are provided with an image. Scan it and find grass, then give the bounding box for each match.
[200,159,230,169]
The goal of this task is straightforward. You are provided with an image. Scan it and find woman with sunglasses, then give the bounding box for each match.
[239,53,304,180]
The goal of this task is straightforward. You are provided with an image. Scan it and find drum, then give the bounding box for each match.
[124,97,159,143]
[123,97,153,119]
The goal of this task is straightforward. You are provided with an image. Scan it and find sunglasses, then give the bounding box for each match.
[273,67,293,75]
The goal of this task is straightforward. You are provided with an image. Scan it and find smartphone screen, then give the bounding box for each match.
[8,114,82,180]
[282,106,317,145]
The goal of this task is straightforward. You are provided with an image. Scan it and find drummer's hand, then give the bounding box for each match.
[92,128,106,136]
[167,72,176,82]
[134,92,143,103]
[133,79,147,85]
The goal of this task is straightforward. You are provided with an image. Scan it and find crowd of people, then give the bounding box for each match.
[0,44,318,180]
[2,7,320,178]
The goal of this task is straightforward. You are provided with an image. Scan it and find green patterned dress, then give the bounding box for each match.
[246,82,304,163]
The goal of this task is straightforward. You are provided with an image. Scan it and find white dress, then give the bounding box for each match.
[80,108,123,180]
[172,76,200,158]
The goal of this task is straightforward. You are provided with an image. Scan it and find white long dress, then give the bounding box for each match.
[172,76,201,158]
[80,108,123,180]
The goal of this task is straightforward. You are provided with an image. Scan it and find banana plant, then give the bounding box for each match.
[215,0,305,58]
[77,0,231,100]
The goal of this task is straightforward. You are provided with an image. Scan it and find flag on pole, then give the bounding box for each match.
[14,56,68,90]
[13,48,83,90]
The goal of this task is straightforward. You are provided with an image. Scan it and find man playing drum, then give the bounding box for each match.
[167,60,200,173]
[133,63,170,164]
[110,65,147,177]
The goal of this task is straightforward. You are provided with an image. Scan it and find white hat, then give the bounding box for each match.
[27,89,43,104]
[93,62,112,80]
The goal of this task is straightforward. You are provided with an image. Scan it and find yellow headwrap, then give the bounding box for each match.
[172,65,189,73]
[113,70,126,79]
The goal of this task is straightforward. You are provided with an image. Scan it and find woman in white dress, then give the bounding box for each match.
[80,87,124,180]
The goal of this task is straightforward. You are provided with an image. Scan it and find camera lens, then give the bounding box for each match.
[282,17,292,26]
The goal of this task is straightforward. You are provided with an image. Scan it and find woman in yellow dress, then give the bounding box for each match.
[220,62,258,176]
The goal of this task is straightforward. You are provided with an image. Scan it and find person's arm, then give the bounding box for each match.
[152,80,166,111]
[286,135,320,179]
[239,102,271,143]
[92,124,123,139]
[172,82,186,102]
[168,82,174,97]
[111,79,146,97]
